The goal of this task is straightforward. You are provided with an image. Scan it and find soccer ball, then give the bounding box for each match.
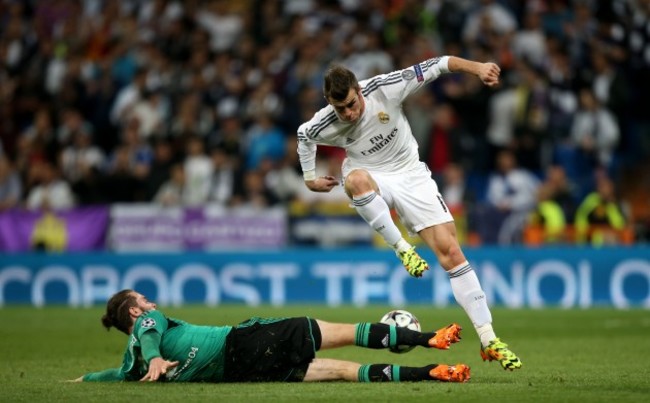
[379,309,421,353]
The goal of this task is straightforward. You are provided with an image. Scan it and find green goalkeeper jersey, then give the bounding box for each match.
[83,310,232,382]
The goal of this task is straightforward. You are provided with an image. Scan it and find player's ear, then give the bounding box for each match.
[129,306,142,318]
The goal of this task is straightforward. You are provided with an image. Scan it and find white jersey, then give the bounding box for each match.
[297,56,451,177]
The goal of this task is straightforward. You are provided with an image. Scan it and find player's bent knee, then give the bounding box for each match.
[344,170,375,194]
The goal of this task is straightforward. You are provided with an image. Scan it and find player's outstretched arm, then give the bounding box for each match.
[447,56,501,87]
[140,357,179,382]
[72,367,126,382]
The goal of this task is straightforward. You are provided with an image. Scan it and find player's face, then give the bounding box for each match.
[133,292,157,312]
[329,88,364,123]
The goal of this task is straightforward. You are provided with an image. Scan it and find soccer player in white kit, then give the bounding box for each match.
[297,55,522,370]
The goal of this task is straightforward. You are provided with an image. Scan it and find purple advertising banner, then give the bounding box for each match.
[108,204,287,251]
[0,207,109,252]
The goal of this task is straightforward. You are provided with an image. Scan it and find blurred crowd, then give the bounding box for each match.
[0,0,648,244]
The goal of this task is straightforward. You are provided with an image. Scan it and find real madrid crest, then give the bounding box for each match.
[378,112,390,124]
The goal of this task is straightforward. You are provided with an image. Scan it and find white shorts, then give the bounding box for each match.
[350,162,454,236]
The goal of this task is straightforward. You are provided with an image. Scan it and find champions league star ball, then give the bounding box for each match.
[379,309,421,353]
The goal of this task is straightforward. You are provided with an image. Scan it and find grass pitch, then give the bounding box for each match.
[1,305,649,403]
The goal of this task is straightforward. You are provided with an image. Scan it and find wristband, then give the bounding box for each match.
[303,170,316,181]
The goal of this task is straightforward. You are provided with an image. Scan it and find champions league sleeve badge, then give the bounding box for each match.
[401,69,416,81]
[141,317,157,328]
[402,64,423,82]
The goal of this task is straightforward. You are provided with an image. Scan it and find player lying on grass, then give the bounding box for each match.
[71,289,470,383]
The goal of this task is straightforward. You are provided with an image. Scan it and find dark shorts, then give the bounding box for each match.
[223,317,322,382]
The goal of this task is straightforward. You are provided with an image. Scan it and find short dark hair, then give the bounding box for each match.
[101,289,137,335]
[323,65,359,102]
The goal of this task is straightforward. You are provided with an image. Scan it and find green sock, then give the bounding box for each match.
[357,364,436,382]
[354,323,433,349]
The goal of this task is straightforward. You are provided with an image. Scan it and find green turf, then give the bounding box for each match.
[1,305,649,402]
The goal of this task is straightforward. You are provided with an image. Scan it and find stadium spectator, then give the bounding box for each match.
[68,160,105,206]
[567,87,620,187]
[338,29,394,80]
[486,149,540,214]
[541,164,578,221]
[425,103,463,176]
[169,92,215,141]
[587,49,630,126]
[0,155,22,211]
[244,113,286,171]
[207,146,239,206]
[110,67,148,127]
[403,89,436,163]
[60,129,105,183]
[25,160,75,211]
[72,289,469,383]
[440,163,474,213]
[144,138,176,201]
[545,38,579,142]
[243,77,284,122]
[479,149,541,244]
[208,116,244,160]
[81,68,120,154]
[233,169,278,209]
[128,87,167,140]
[564,1,598,68]
[56,108,93,147]
[511,7,548,68]
[525,165,578,245]
[461,0,517,47]
[439,163,474,245]
[486,59,550,172]
[512,60,552,172]
[102,145,141,203]
[265,136,305,204]
[183,136,213,206]
[114,119,154,184]
[574,172,627,245]
[195,0,245,53]
[153,163,186,207]
[541,0,573,40]
[16,108,58,173]
[438,44,493,173]
[59,126,106,205]
[527,183,568,244]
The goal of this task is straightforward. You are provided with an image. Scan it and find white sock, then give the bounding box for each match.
[448,261,496,346]
[394,239,411,253]
[352,191,404,249]
[476,323,496,347]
